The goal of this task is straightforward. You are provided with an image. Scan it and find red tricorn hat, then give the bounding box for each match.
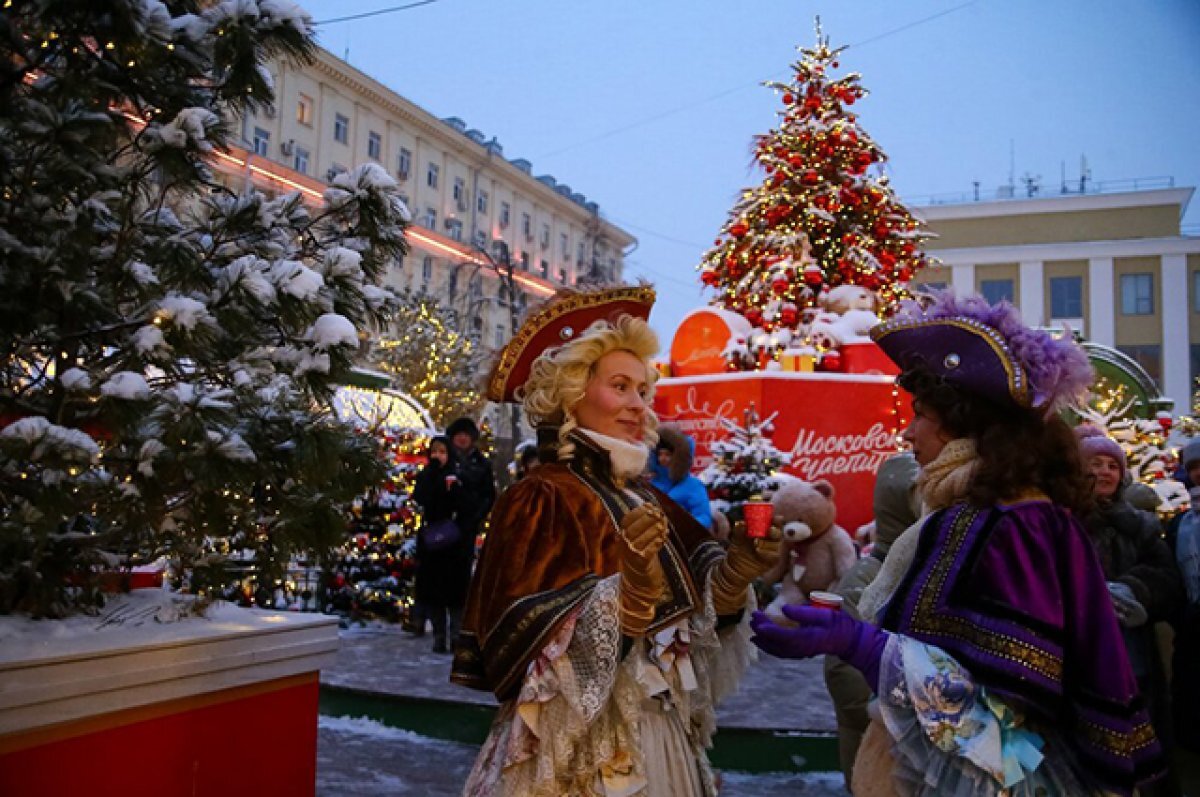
[486,285,657,403]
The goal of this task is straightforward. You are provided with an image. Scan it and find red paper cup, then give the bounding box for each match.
[742,501,773,539]
[809,591,844,611]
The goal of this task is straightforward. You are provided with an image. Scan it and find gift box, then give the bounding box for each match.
[780,349,815,372]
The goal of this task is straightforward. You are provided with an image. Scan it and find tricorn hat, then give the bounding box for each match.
[486,285,656,403]
[869,291,1093,413]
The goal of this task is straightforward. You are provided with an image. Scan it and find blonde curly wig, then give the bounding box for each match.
[517,314,660,460]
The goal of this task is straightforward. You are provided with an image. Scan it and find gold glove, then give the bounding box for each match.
[618,503,669,636]
[711,519,783,615]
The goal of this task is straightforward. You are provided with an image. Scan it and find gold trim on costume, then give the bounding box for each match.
[906,507,1064,682]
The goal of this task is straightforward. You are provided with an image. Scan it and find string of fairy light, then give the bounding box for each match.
[698,32,935,370]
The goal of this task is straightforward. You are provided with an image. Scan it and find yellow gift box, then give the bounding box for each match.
[780,350,815,372]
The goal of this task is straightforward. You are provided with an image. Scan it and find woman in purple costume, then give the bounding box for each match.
[751,292,1164,796]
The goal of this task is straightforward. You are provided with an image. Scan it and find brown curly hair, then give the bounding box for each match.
[898,365,1093,515]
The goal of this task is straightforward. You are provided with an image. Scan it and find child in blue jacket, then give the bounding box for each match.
[649,424,713,530]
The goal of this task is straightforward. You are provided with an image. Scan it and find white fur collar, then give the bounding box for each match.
[579,428,650,482]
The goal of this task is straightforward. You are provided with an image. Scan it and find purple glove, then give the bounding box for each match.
[750,604,890,692]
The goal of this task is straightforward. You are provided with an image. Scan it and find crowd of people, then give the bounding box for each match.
[396,285,1198,796]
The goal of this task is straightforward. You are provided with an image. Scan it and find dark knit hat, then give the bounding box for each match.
[446,417,480,442]
[1181,438,1200,470]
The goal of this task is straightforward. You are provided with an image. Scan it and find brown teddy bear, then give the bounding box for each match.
[760,478,858,618]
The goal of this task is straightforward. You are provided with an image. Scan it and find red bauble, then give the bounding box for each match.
[744,308,763,327]
[803,267,824,286]
[780,306,799,327]
[897,266,913,282]
[801,170,819,186]
[771,276,790,295]
[832,61,840,68]
[730,221,749,238]
[855,151,873,167]
[878,251,897,268]
[788,154,804,168]
[783,92,795,105]
[700,269,719,286]
[1158,416,1174,431]
[820,350,843,371]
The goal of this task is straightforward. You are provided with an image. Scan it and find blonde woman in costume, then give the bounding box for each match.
[451,286,781,796]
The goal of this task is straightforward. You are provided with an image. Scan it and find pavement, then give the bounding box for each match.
[316,624,846,795]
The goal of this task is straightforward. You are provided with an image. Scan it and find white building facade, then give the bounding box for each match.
[913,186,1200,413]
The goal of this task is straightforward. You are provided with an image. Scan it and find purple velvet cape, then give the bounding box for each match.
[878,499,1163,794]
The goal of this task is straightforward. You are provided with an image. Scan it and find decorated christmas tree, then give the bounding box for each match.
[0,1,411,616]
[698,404,792,517]
[698,25,933,369]
[368,290,488,429]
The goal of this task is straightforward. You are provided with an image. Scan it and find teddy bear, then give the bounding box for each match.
[808,285,880,349]
[759,478,858,618]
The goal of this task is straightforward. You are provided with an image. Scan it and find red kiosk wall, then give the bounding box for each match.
[654,372,910,532]
[0,674,320,797]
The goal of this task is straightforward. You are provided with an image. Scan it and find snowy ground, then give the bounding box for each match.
[315,714,849,796]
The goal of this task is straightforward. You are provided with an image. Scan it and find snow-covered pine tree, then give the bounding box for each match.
[698,404,792,518]
[0,0,410,616]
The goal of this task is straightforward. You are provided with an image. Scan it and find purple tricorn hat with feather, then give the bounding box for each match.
[869,290,1094,413]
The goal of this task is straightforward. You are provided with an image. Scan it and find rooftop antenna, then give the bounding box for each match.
[1060,160,1067,194]
[1008,139,1015,193]
[1079,155,1091,194]
[972,180,980,201]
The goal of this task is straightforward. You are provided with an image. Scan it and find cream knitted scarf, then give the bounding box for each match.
[857,439,979,622]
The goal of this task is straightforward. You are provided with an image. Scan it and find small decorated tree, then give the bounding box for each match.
[698,404,792,518]
[698,24,933,370]
[368,290,488,429]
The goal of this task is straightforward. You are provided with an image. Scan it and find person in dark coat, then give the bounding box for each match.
[440,417,496,650]
[1165,438,1200,758]
[411,436,471,653]
[1078,425,1185,795]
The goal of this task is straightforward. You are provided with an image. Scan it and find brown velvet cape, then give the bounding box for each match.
[450,432,725,701]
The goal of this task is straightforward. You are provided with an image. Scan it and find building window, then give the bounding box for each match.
[426,162,439,189]
[397,148,412,180]
[1049,276,1083,319]
[252,127,270,157]
[446,218,463,242]
[979,278,1013,305]
[540,259,549,278]
[522,213,532,240]
[293,147,309,175]
[296,94,313,126]
[500,202,511,229]
[494,324,506,349]
[422,207,437,229]
[1120,273,1154,315]
[577,241,586,265]
[540,223,550,249]
[1192,271,1200,312]
[472,316,484,338]
[367,131,381,161]
[1118,344,1161,382]
[558,267,568,284]
[1192,344,1200,388]
[520,251,530,271]
[333,113,349,145]
[561,233,570,259]
[453,177,467,209]
[421,256,433,282]
[477,190,489,214]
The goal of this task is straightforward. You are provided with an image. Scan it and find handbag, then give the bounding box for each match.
[422,517,461,552]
